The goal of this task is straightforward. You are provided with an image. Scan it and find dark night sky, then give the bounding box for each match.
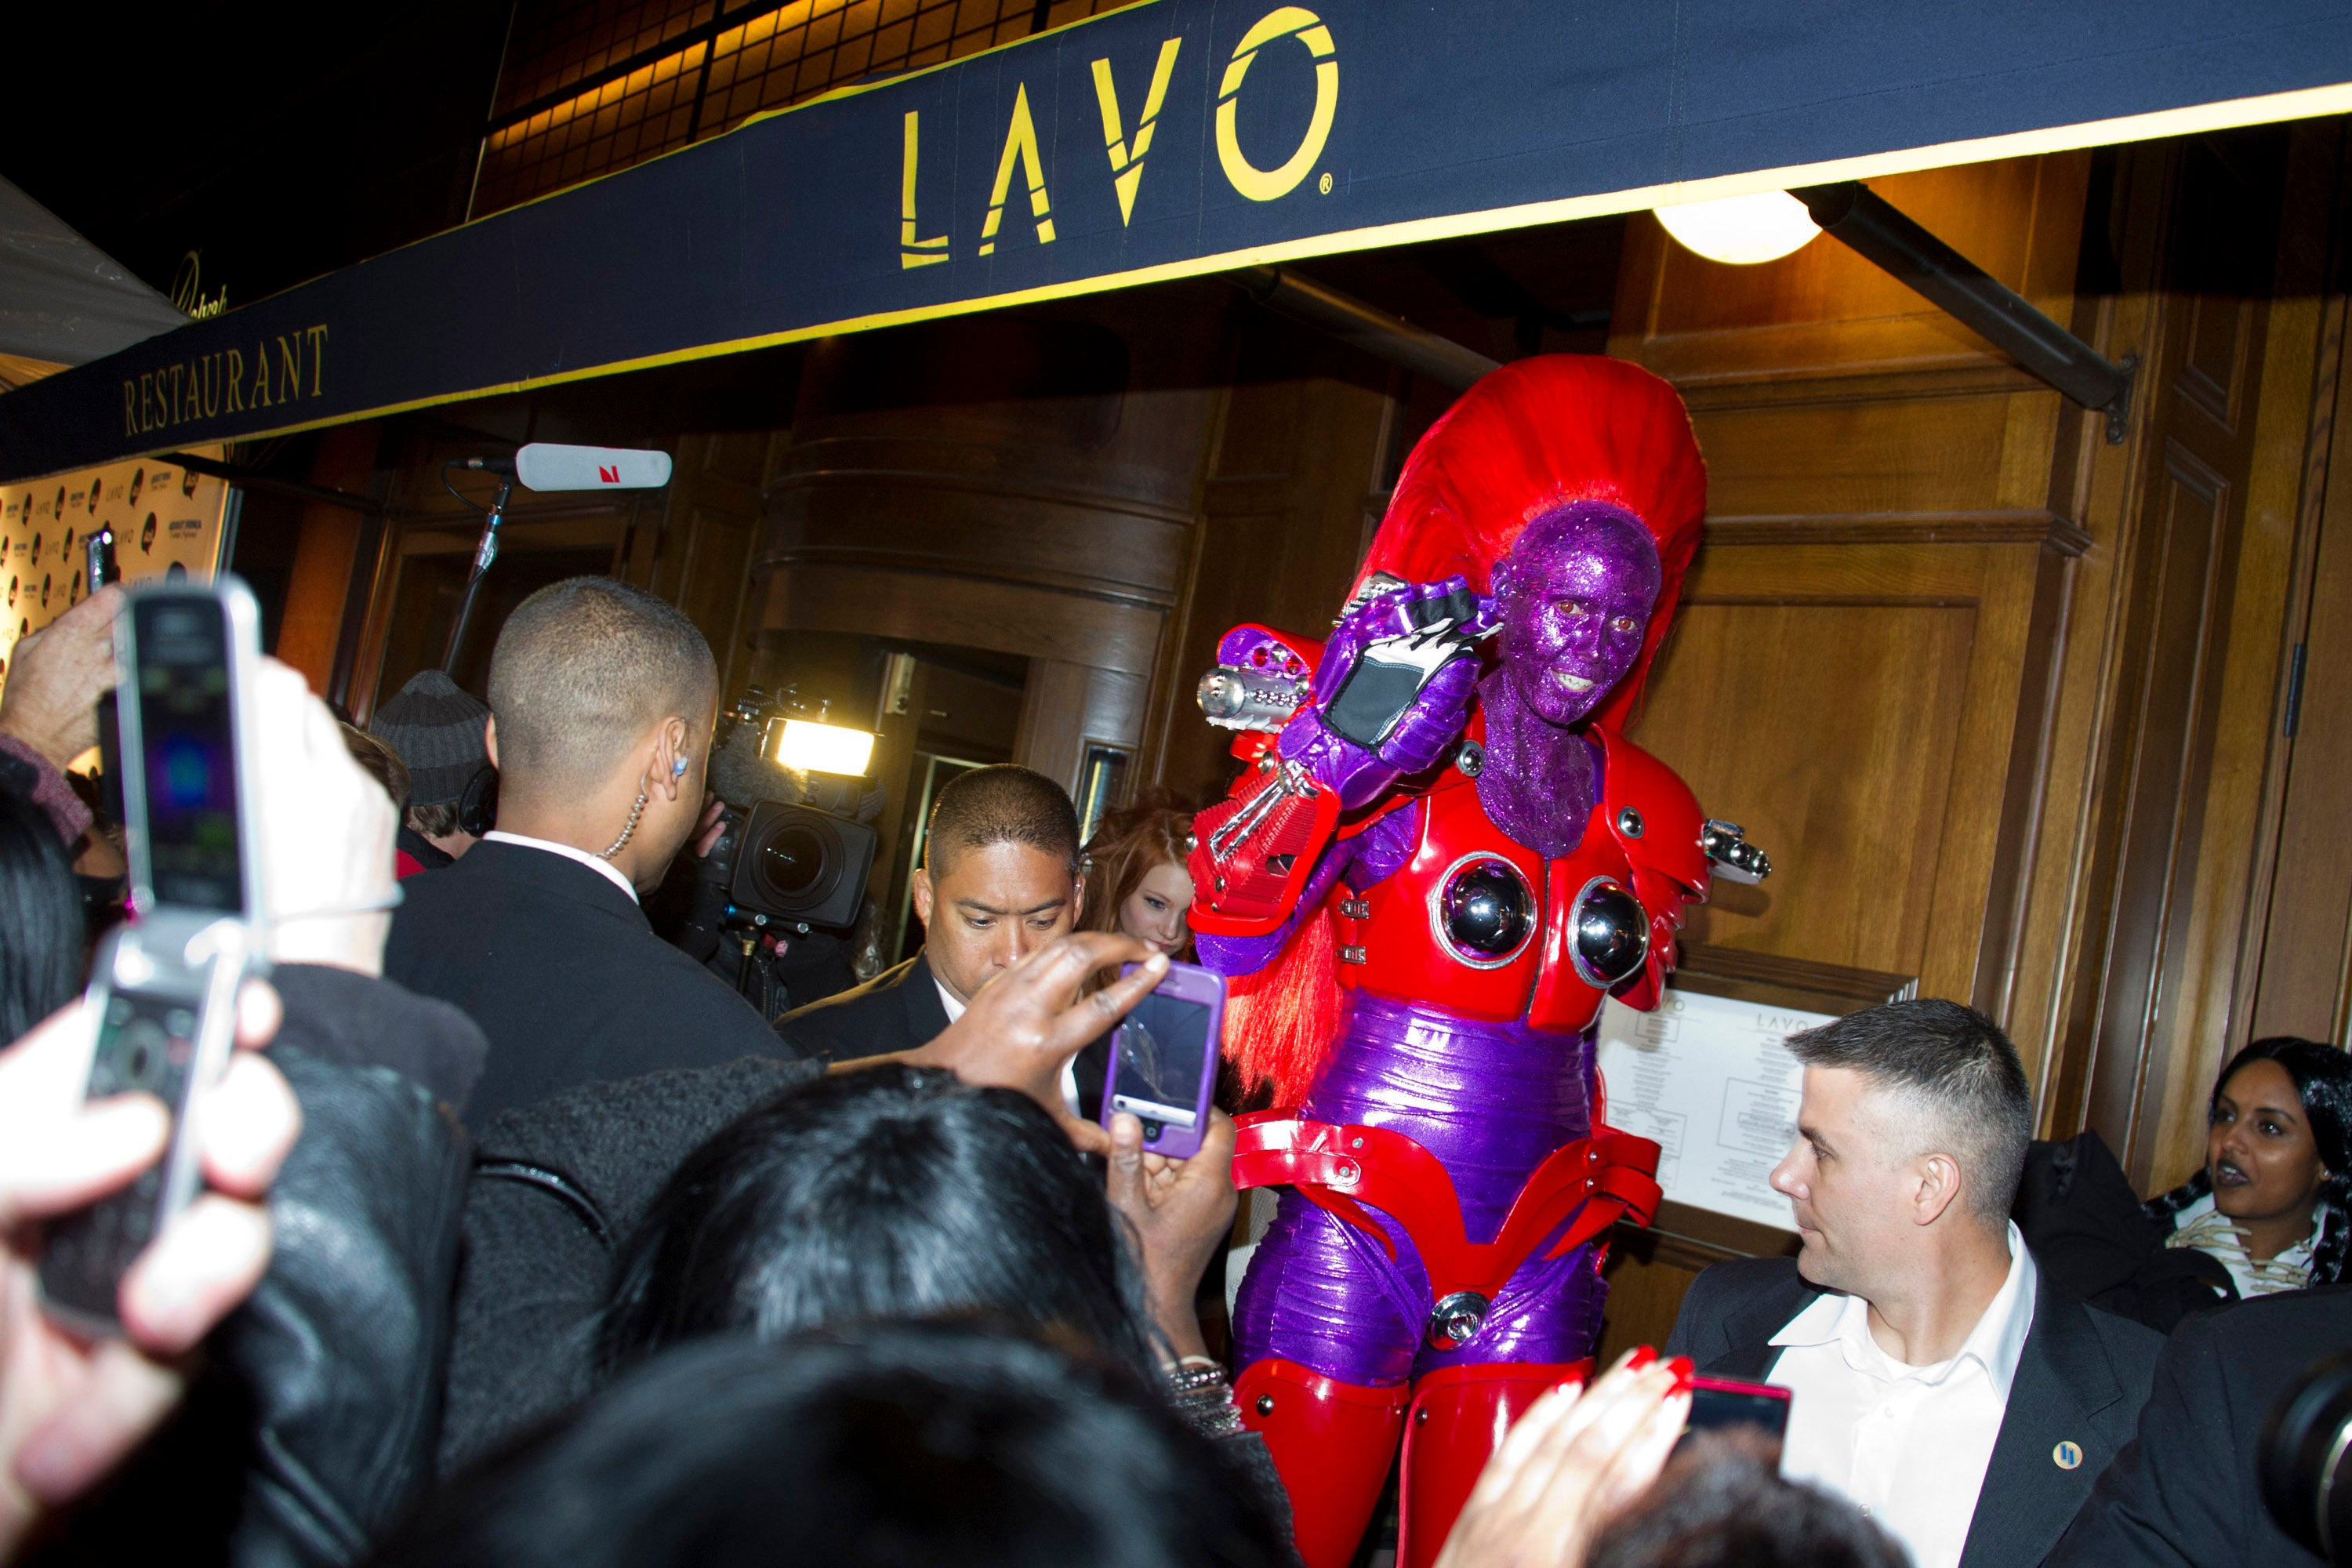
[6,3,511,313]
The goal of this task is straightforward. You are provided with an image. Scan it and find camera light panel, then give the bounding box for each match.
[772,718,875,777]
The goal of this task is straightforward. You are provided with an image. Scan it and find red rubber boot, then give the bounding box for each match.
[1234,1357,1411,1568]
[1396,1359,1592,1568]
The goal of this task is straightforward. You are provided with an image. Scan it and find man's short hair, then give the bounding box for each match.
[1784,999,2032,1222]
[924,765,1080,878]
[486,578,716,791]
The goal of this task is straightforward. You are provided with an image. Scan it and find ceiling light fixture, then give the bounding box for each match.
[1653,191,1821,266]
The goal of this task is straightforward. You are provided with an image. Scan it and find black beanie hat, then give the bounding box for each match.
[370,670,489,808]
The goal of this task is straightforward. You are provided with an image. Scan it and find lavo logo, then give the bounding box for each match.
[900,5,1338,270]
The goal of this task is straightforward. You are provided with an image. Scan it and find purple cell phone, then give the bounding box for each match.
[1099,959,1226,1159]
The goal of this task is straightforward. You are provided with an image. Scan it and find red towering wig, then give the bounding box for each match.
[1222,355,1707,1107]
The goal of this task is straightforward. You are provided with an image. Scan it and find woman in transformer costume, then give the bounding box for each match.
[1185,355,1766,1568]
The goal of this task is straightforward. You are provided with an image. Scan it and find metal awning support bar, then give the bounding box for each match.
[1236,266,1501,391]
[165,452,384,516]
[1792,183,2136,443]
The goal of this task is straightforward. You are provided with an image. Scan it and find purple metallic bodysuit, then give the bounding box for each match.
[1198,507,1664,1386]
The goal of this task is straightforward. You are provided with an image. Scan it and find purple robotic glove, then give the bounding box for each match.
[1278,575,1497,810]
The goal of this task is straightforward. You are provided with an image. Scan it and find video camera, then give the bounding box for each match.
[2263,1348,2352,1562]
[673,687,881,1018]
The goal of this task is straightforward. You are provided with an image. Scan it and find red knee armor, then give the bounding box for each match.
[1399,1361,1591,1568]
[1235,1358,1410,1568]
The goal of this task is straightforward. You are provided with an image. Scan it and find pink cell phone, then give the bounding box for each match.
[1099,959,1226,1160]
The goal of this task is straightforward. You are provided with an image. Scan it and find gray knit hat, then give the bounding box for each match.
[369,669,490,807]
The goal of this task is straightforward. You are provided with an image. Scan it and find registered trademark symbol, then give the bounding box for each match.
[1319,172,1333,194]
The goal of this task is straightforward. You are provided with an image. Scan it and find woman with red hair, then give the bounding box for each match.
[1187,355,1751,1568]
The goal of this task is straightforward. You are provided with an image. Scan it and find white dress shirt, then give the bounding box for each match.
[1766,1222,2038,1568]
[482,830,639,904]
[936,973,1083,1116]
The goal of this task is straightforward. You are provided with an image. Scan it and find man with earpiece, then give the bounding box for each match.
[383,577,796,1129]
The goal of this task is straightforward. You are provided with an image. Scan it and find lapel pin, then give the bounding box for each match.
[2053,1439,2083,1470]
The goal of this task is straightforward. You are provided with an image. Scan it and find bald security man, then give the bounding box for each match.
[384,577,794,1127]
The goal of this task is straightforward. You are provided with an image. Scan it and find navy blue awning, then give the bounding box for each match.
[3,0,2347,479]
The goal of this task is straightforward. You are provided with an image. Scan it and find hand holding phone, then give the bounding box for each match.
[0,985,298,1555]
[1104,1101,1238,1363]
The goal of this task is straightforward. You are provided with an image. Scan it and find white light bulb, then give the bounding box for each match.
[1653,191,1820,266]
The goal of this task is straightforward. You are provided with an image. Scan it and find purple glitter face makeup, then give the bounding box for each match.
[1494,503,1661,728]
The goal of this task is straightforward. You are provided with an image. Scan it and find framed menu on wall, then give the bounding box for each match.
[0,449,234,694]
[1595,945,1918,1255]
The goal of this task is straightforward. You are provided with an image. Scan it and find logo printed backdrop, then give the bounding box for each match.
[0,452,230,688]
[1,0,2347,479]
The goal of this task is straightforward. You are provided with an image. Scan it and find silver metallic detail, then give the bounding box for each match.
[1426,1290,1490,1349]
[1567,876,1649,989]
[1338,897,1371,920]
[1426,851,1538,971]
[1208,760,1318,862]
[1701,819,1772,884]
[1197,665,1309,732]
[1455,739,1485,778]
[1334,570,1410,625]
[1617,806,1643,839]
[1339,945,1367,964]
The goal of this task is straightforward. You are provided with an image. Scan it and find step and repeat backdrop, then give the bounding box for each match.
[0,449,230,691]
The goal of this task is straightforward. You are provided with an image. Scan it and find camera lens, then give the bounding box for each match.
[2260,1349,2352,1560]
[760,823,827,897]
[120,1018,169,1090]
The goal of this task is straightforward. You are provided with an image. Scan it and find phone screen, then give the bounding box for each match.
[1109,988,1213,1131]
[132,597,244,912]
[1684,1379,1792,1446]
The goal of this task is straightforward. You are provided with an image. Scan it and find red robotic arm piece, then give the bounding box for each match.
[1189,623,1336,937]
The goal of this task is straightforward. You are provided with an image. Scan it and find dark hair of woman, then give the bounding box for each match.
[1080,786,1196,956]
[597,1065,1158,1377]
[1588,1430,1905,1568]
[2145,1036,2352,1286]
[376,1322,1287,1568]
[0,786,85,1040]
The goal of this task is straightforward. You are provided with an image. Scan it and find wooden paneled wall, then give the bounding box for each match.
[1593,129,2345,1352]
[750,299,1229,800]
[1608,154,2095,1033]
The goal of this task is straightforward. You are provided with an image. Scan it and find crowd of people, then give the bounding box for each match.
[0,572,2345,1567]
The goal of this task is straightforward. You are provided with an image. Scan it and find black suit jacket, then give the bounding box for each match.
[777,950,1113,1116]
[775,952,953,1062]
[383,840,796,1128]
[1665,1251,2164,1568]
[2048,1283,2350,1566]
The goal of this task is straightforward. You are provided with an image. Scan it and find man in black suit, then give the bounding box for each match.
[386,578,793,1127]
[1664,1000,2162,1568]
[2049,1283,2350,1566]
[780,764,1112,1116]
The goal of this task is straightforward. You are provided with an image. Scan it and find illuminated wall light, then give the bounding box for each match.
[774,718,876,776]
[1653,191,1821,266]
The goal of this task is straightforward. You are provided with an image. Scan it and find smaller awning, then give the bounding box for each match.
[0,178,187,383]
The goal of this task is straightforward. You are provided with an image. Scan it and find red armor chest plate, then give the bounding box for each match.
[1334,769,1635,1033]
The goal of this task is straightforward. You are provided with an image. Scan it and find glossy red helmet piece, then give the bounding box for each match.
[1354,354,1706,730]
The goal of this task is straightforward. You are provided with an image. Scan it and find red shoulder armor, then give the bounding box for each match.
[1592,728,1708,1009]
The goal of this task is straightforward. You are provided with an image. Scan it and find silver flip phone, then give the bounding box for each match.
[38,579,268,1337]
